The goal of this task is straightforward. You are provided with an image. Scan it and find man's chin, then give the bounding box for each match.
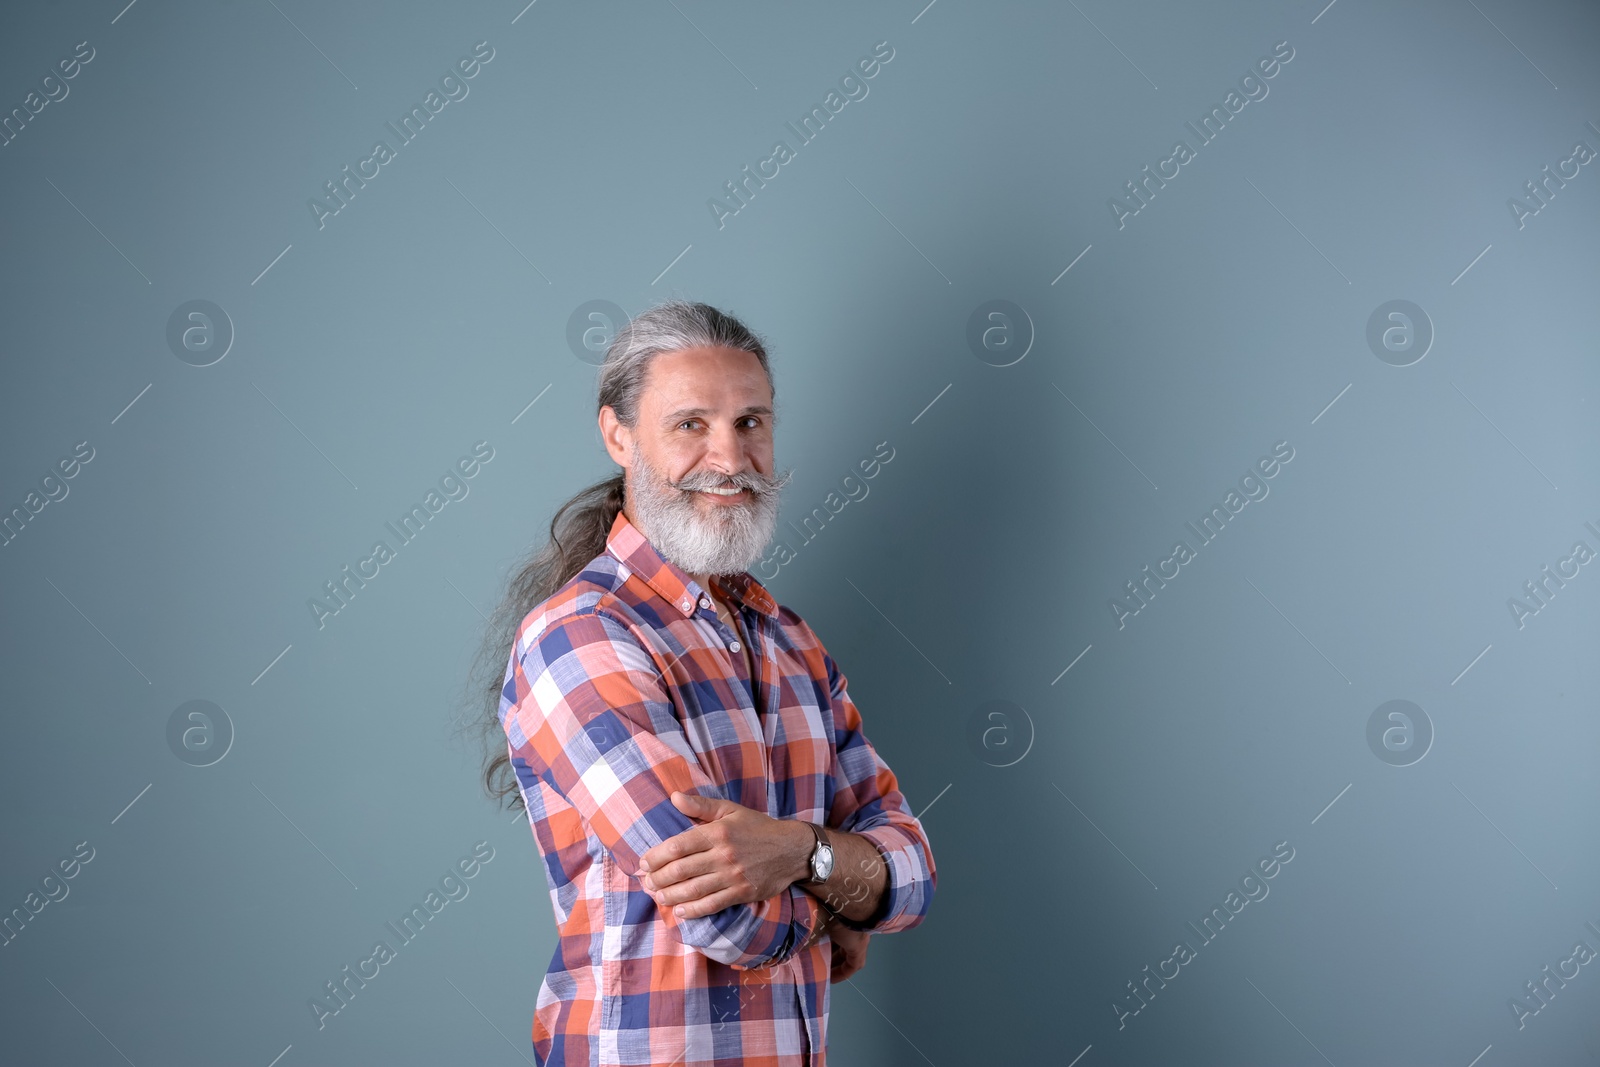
[687,497,764,533]
[659,508,773,575]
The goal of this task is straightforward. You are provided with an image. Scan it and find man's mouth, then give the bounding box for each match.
[690,484,752,509]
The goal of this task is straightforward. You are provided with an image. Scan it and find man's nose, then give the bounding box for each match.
[703,424,749,480]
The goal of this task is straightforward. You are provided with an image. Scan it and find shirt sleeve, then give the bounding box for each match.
[501,604,824,970]
[819,648,938,935]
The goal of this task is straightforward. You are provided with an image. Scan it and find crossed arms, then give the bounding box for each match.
[500,604,936,970]
[634,787,892,967]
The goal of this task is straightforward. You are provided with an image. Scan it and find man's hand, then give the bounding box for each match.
[636,791,810,919]
[826,914,870,982]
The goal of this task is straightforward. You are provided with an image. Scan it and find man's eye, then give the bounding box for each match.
[676,417,762,431]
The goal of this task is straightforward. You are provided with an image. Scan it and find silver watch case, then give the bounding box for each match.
[808,830,835,883]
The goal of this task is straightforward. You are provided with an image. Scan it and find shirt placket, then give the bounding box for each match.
[698,592,819,1063]
[701,591,762,716]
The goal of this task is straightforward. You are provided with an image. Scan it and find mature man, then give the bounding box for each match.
[488,300,937,1066]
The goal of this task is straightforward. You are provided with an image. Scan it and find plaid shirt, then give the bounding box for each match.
[499,509,937,1066]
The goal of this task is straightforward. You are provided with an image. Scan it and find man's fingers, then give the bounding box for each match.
[830,957,861,983]
[650,870,734,911]
[665,880,746,920]
[640,849,720,892]
[825,924,869,983]
[639,826,714,875]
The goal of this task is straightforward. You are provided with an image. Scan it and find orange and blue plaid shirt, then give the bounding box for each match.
[499,509,937,1066]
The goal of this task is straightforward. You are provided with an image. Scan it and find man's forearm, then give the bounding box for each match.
[783,820,888,926]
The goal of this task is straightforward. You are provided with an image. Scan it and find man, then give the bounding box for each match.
[493,300,937,1066]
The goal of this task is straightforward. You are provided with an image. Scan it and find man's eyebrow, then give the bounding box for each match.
[662,405,774,422]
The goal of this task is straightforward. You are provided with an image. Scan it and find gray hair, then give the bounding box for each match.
[599,299,775,427]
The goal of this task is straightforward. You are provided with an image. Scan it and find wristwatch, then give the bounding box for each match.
[803,822,835,885]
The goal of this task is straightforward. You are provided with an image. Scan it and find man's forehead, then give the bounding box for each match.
[642,351,772,417]
[660,401,773,419]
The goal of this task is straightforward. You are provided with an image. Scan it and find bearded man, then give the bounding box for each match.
[474,300,936,1067]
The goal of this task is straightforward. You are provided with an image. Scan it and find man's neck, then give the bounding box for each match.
[693,571,726,602]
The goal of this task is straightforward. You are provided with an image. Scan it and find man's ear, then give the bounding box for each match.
[599,405,632,467]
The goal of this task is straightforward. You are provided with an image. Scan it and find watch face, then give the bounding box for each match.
[815,845,834,881]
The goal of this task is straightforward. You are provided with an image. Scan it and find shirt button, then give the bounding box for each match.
[699,596,711,609]
[729,640,741,652]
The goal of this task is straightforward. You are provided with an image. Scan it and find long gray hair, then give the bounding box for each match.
[457,300,777,816]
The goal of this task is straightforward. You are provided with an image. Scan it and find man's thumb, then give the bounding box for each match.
[672,790,731,816]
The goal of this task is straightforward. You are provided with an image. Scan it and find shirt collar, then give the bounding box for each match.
[605,508,779,620]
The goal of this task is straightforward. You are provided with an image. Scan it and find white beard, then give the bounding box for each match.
[627,449,791,577]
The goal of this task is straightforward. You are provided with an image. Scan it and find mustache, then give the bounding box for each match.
[672,466,794,495]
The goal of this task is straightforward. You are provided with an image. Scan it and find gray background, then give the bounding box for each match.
[2,0,1598,1064]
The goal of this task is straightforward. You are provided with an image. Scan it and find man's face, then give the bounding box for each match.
[601,345,791,578]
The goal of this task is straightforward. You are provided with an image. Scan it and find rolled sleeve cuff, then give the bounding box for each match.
[829,823,934,935]
[720,884,827,970]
